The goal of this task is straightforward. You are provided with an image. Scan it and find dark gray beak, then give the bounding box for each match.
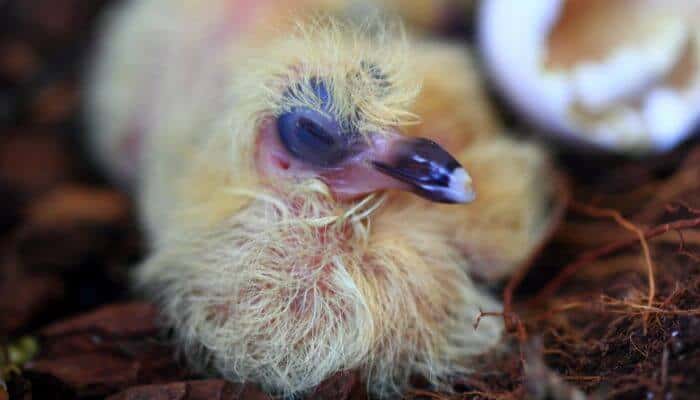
[372,138,475,204]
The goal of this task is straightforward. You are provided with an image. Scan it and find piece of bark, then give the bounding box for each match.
[31,83,78,124]
[38,302,164,360]
[15,185,138,275]
[106,380,268,400]
[0,182,24,234]
[107,382,188,400]
[0,39,39,83]
[40,302,158,338]
[0,260,65,333]
[186,380,236,400]
[0,131,73,194]
[307,371,360,400]
[27,185,130,227]
[232,384,272,400]
[12,0,110,43]
[37,332,108,359]
[24,302,190,397]
[26,352,140,396]
[16,223,120,274]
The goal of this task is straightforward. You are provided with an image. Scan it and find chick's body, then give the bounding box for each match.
[89,0,552,396]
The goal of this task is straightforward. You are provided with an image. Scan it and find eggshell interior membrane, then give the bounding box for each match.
[479,0,700,153]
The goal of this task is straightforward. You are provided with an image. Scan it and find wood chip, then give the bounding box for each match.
[27,185,130,227]
[41,302,159,338]
[307,371,360,400]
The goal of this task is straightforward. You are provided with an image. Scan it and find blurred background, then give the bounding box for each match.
[1,1,700,399]
[0,0,141,328]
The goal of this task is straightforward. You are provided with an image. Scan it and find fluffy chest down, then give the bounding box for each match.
[136,187,504,395]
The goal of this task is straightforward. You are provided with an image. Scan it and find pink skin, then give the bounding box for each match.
[255,118,415,202]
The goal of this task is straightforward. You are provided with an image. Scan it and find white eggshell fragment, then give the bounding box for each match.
[479,0,700,153]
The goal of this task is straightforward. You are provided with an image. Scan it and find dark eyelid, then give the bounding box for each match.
[276,77,370,167]
[277,106,352,167]
[298,118,335,146]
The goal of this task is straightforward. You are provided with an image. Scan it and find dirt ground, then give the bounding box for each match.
[1,1,699,399]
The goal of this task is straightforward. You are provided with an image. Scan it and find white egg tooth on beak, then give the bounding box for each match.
[446,167,476,204]
[479,0,700,153]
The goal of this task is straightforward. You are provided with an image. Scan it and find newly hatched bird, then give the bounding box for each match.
[88,0,554,396]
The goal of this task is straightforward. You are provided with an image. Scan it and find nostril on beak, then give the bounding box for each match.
[372,138,476,204]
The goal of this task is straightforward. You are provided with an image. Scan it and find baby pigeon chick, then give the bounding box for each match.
[88,0,553,396]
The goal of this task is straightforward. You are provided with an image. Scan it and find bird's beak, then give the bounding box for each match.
[367,135,475,204]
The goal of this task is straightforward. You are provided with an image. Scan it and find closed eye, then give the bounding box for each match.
[276,78,362,168]
[298,117,335,146]
[277,107,353,168]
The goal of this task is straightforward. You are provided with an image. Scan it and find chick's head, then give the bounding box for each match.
[138,17,502,398]
[224,17,475,206]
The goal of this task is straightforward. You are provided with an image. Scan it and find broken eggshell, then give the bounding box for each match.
[478,0,700,153]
